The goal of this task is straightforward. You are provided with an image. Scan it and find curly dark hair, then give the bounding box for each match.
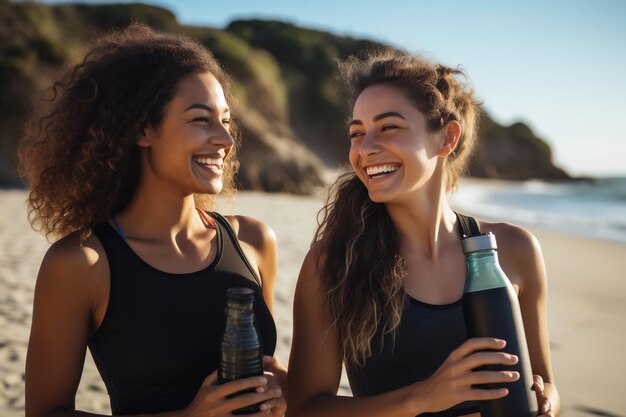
[19,23,239,241]
[315,51,482,366]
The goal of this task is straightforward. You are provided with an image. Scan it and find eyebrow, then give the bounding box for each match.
[349,111,406,126]
[185,104,212,112]
[184,103,230,114]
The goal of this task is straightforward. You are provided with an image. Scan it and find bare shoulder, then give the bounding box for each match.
[293,242,329,319]
[476,219,546,292]
[37,230,108,300]
[223,215,277,252]
[477,220,541,254]
[42,231,105,277]
[297,241,327,288]
[223,215,277,292]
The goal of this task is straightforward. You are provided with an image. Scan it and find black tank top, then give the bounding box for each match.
[88,212,277,415]
[345,214,480,417]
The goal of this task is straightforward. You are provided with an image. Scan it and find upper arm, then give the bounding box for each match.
[25,235,105,417]
[488,223,554,383]
[287,246,343,416]
[228,215,278,314]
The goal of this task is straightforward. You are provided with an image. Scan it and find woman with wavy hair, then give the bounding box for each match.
[21,23,286,417]
[287,53,560,417]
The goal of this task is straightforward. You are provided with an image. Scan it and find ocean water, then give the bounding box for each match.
[450,177,626,243]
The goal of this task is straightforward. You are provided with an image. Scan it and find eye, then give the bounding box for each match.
[222,118,231,125]
[381,125,398,132]
[349,131,364,139]
[191,117,210,123]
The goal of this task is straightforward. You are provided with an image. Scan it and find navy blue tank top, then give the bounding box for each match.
[88,212,277,415]
[345,214,480,417]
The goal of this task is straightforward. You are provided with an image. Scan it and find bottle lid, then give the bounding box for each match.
[227,287,255,300]
[461,232,498,254]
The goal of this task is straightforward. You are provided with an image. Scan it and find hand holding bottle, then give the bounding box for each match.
[181,370,282,417]
[409,338,520,414]
[263,355,288,394]
[258,359,287,417]
[532,375,555,417]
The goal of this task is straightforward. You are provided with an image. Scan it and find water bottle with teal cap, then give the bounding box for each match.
[462,232,538,417]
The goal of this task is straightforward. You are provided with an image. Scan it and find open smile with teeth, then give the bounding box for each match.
[365,164,400,179]
[193,156,223,174]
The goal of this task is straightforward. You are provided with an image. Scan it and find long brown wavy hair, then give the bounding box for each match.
[19,23,239,241]
[314,52,481,366]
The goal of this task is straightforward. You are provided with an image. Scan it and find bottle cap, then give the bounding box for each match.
[461,232,498,254]
[227,287,255,301]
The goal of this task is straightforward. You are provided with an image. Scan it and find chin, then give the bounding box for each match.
[367,190,391,203]
[197,181,223,196]
[368,185,407,204]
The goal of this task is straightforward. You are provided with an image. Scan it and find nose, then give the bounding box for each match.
[211,123,235,150]
[359,131,382,157]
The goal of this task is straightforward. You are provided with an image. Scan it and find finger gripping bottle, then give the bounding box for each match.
[218,287,264,415]
[462,233,538,417]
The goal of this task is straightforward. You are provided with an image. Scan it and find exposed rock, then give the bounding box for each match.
[468,116,570,180]
[0,2,572,193]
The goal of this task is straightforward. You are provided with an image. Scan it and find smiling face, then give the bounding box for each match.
[349,83,447,203]
[138,72,234,196]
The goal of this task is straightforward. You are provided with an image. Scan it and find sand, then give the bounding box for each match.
[0,189,624,416]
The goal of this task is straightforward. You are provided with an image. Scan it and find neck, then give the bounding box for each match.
[385,179,457,259]
[114,167,207,241]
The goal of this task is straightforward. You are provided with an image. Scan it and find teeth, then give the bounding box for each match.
[193,157,223,166]
[366,164,398,176]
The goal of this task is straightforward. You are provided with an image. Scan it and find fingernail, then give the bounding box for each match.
[271,388,282,395]
[256,386,266,393]
[499,388,508,395]
[260,403,268,410]
[259,377,268,384]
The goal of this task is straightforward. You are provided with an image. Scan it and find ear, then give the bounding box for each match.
[437,120,461,157]
[136,125,155,148]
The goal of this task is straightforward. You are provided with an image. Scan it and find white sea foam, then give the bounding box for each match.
[451,177,626,243]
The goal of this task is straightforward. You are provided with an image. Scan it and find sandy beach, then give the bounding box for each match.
[1,187,625,416]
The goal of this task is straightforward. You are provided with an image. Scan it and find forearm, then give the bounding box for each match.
[289,385,424,417]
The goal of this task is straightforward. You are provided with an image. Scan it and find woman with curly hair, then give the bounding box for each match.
[20,23,286,417]
[287,53,560,417]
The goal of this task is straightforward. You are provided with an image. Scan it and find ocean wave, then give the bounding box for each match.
[452,178,626,243]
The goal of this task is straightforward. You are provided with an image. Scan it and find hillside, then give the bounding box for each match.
[0,1,570,190]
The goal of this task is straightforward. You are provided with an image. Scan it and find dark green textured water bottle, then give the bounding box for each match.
[462,233,538,417]
[218,287,264,415]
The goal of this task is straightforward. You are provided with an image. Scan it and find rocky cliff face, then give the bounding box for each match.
[469,116,570,180]
[0,2,570,191]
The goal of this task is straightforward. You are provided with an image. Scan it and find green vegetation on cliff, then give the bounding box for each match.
[0,1,570,189]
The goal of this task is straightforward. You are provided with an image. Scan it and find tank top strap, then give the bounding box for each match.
[455,212,481,237]
[206,212,262,287]
[91,221,129,266]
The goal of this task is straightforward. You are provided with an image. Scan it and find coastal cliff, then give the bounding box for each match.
[0,1,571,191]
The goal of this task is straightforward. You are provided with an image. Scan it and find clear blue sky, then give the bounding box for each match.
[35,0,626,176]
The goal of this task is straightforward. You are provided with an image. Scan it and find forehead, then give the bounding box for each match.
[352,83,418,119]
[171,72,229,111]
